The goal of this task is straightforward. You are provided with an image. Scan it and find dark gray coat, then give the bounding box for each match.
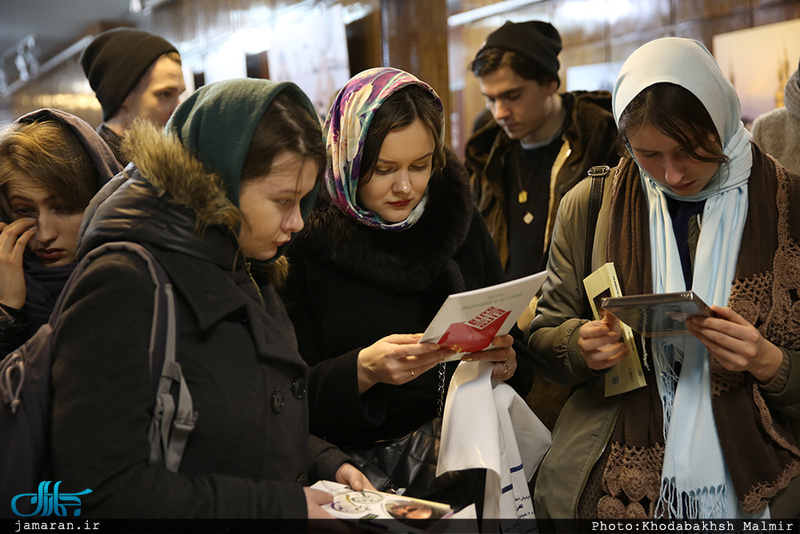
[50,125,348,518]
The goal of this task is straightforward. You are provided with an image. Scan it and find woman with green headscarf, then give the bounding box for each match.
[48,78,371,518]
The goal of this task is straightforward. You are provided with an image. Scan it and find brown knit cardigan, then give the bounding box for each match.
[594,145,800,517]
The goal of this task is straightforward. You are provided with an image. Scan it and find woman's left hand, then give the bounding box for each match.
[686,305,784,383]
[335,463,377,492]
[460,335,517,380]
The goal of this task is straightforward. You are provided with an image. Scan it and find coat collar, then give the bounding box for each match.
[154,247,249,331]
[155,246,302,367]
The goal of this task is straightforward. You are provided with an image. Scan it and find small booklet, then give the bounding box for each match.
[601,290,714,338]
[311,480,459,532]
[584,263,647,397]
[418,271,548,361]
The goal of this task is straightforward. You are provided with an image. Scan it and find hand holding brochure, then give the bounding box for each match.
[418,271,547,361]
[583,263,646,396]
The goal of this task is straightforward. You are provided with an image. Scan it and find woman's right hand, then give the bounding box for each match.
[578,311,628,371]
[356,334,452,393]
[0,218,37,310]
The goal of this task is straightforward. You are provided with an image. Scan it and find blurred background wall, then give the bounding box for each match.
[2,0,798,157]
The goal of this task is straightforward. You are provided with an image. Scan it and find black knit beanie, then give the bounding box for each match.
[80,28,178,122]
[478,20,562,81]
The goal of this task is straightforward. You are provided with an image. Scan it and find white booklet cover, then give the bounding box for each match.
[418,271,547,361]
[311,480,467,532]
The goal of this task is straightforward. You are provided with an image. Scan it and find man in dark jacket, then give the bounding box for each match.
[466,20,619,430]
[466,20,619,282]
[80,27,185,166]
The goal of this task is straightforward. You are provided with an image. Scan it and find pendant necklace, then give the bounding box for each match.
[515,153,534,225]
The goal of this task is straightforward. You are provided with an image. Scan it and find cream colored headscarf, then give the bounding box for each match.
[612,37,759,519]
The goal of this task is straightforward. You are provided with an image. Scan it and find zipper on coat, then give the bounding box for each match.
[574,404,621,518]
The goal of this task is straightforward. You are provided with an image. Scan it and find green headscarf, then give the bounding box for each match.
[166,78,319,212]
[166,78,321,264]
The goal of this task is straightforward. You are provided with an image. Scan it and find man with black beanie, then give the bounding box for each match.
[465,20,619,429]
[80,27,185,166]
[466,21,619,282]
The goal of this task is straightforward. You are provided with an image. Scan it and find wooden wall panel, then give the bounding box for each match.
[345,8,382,75]
[380,0,449,93]
[5,0,800,139]
[549,1,607,47]
[673,12,753,47]
[673,0,751,22]
[754,1,800,26]
[608,0,671,38]
[380,0,450,142]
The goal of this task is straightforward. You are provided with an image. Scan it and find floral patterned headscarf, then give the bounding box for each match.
[323,67,444,230]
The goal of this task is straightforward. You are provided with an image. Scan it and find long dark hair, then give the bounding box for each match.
[617,82,727,166]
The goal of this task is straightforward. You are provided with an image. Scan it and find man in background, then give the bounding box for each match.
[81,27,185,166]
[466,21,619,429]
[466,20,618,283]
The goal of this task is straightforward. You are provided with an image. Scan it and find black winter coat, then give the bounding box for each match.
[281,150,534,448]
[49,127,348,518]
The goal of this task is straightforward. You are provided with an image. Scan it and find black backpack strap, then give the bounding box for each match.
[584,166,610,278]
[80,242,195,472]
[80,242,173,395]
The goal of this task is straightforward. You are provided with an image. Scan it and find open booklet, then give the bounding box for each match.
[311,480,476,532]
[418,271,548,362]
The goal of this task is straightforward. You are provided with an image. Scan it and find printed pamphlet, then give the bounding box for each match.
[419,271,548,362]
[311,480,460,532]
[583,262,647,397]
[601,290,714,337]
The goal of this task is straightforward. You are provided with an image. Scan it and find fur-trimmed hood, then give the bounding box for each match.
[290,147,473,293]
[77,121,243,270]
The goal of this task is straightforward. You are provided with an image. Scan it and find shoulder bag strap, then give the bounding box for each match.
[81,242,195,472]
[584,165,610,278]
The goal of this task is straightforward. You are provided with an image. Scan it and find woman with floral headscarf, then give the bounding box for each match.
[280,68,534,492]
[530,37,800,521]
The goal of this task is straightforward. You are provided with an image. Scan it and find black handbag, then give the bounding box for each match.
[347,417,442,497]
[345,363,486,510]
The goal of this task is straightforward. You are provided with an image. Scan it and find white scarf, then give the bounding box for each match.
[613,38,766,519]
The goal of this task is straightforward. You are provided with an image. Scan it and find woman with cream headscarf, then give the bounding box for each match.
[529,37,800,520]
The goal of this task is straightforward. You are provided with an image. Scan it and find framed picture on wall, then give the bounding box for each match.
[713,19,800,126]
